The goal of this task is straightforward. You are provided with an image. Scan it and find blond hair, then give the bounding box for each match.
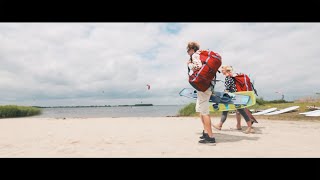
[186,41,200,51]
[221,65,233,72]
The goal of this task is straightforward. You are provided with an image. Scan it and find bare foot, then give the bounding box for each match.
[243,127,255,134]
[212,124,222,130]
[230,127,242,131]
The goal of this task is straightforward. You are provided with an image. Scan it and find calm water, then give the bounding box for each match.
[34,105,185,118]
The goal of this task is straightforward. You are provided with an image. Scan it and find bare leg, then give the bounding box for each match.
[246,120,252,128]
[202,114,214,138]
[244,120,254,133]
[236,111,241,130]
[212,111,228,130]
[200,113,206,133]
[237,109,255,134]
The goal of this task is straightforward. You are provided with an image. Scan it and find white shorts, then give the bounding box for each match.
[195,88,212,115]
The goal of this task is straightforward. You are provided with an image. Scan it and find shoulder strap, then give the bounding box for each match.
[251,82,259,96]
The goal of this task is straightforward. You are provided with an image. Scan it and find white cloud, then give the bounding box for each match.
[0,23,319,106]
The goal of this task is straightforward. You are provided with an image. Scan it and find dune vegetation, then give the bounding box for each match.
[0,105,41,118]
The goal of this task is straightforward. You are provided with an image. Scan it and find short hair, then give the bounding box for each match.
[187,41,200,52]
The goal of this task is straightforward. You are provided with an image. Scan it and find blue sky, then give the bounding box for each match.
[0,23,319,106]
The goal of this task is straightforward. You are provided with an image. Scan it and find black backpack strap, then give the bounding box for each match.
[251,82,258,96]
[210,70,222,90]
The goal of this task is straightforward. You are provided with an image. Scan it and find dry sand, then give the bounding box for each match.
[0,117,320,157]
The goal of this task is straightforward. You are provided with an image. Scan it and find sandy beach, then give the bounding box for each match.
[0,117,320,157]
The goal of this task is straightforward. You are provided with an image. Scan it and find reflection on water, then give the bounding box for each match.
[35,105,185,118]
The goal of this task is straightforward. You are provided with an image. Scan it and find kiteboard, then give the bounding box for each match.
[264,106,299,115]
[252,108,277,115]
[179,88,256,112]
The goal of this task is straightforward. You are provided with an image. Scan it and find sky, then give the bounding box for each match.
[0,23,319,106]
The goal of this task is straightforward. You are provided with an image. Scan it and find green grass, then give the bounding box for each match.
[178,103,197,116]
[0,105,41,118]
[256,97,292,105]
[178,101,320,120]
